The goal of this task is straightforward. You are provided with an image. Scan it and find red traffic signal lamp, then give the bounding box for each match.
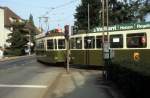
[64,25,69,39]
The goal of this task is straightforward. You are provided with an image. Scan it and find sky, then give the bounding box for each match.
[0,0,80,31]
[0,0,150,31]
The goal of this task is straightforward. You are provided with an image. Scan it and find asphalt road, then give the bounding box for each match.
[0,56,64,98]
[0,56,123,98]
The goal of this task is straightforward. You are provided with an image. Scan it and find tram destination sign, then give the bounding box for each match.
[93,22,150,32]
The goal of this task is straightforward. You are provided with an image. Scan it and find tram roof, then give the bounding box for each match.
[35,32,64,39]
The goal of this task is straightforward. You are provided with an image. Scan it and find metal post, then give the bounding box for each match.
[88,3,90,32]
[101,0,106,79]
[64,25,70,73]
[28,30,31,55]
[66,39,70,73]
[102,0,105,44]
[106,0,109,43]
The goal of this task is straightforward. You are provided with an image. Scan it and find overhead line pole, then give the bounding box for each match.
[88,3,90,32]
[102,0,105,44]
[106,0,109,43]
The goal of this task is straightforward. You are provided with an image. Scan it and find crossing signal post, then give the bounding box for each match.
[64,25,70,73]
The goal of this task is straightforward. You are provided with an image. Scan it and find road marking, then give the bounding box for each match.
[0,84,47,88]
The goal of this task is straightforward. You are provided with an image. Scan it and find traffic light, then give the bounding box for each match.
[64,25,69,39]
[71,26,78,34]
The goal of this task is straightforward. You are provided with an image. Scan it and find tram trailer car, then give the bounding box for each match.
[109,29,150,74]
[35,33,67,64]
[35,23,150,73]
[70,28,150,71]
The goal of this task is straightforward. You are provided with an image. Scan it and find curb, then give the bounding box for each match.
[0,55,34,62]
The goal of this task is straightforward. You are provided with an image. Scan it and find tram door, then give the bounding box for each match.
[84,36,96,65]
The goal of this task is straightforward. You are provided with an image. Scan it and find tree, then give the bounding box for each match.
[106,0,150,24]
[6,14,37,56]
[74,0,150,32]
[25,14,37,53]
[29,14,35,27]
[74,0,101,31]
[6,21,28,56]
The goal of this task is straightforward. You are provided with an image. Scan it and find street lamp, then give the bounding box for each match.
[26,31,31,55]
[23,21,34,56]
[24,29,31,55]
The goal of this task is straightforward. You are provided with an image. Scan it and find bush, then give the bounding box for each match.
[107,64,150,98]
[4,48,25,56]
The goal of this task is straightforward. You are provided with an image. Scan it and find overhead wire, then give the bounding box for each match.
[41,0,77,17]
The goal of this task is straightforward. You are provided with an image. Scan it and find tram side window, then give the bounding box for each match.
[70,37,82,49]
[47,39,53,49]
[127,33,147,48]
[96,36,102,48]
[110,34,123,48]
[39,43,44,49]
[58,39,65,49]
[76,37,82,49]
[70,38,76,49]
[84,36,95,49]
[36,41,44,49]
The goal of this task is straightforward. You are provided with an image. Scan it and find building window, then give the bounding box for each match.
[110,34,123,48]
[127,33,147,48]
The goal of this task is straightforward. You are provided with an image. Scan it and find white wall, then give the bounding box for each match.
[0,8,5,48]
[0,8,12,49]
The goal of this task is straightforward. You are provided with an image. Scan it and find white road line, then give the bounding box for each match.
[0,84,47,88]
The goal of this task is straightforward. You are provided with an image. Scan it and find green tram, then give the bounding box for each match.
[36,22,150,69]
[70,28,150,67]
[35,33,67,64]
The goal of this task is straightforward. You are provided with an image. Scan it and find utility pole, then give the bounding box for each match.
[88,3,90,32]
[106,0,109,42]
[64,25,70,73]
[28,30,31,55]
[102,0,105,44]
[38,17,49,32]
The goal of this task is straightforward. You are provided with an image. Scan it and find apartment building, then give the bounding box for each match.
[0,7,22,49]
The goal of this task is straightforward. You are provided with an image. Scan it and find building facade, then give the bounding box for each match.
[0,7,22,49]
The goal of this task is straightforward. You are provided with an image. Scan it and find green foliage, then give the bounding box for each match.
[6,21,28,56]
[74,0,150,31]
[74,0,101,30]
[27,14,36,53]
[29,14,35,27]
[6,14,37,56]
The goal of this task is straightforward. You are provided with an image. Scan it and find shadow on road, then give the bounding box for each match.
[37,60,104,71]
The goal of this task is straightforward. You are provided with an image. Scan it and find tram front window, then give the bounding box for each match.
[47,39,53,49]
[58,39,65,49]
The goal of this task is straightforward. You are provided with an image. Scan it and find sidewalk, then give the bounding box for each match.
[43,70,124,98]
[0,55,34,62]
[0,56,19,62]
